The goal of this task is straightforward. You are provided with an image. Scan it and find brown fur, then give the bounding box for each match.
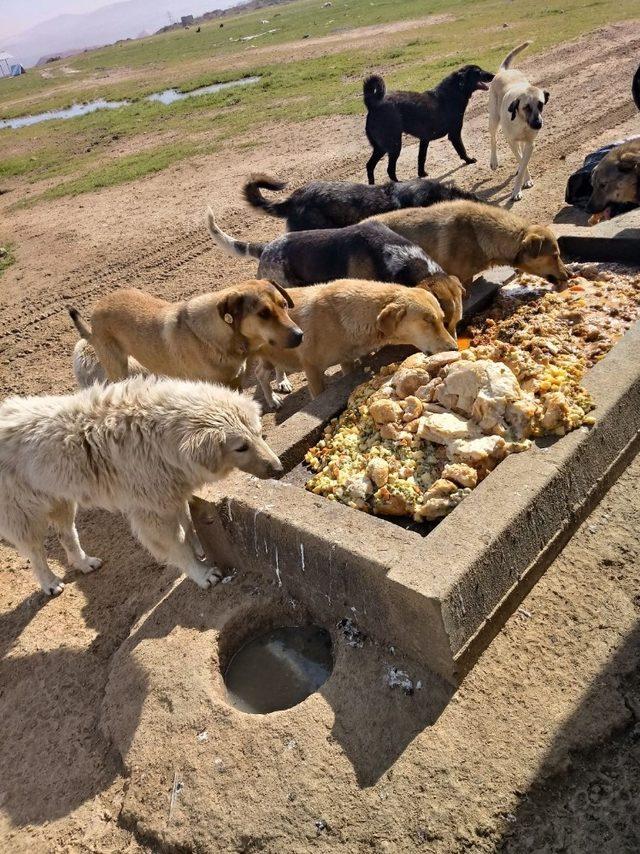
[69,280,302,389]
[254,279,458,408]
[368,200,569,287]
[587,139,640,214]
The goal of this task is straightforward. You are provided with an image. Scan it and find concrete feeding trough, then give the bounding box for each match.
[192,227,640,686]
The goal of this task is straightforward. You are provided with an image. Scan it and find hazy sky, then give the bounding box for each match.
[1,0,108,39]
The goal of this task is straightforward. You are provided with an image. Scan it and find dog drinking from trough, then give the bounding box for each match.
[0,378,282,595]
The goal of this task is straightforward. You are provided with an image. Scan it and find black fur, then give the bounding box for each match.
[363,65,494,184]
[633,63,640,112]
[243,174,483,231]
[256,221,444,288]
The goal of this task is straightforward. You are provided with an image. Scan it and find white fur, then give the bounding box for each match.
[72,338,149,388]
[488,42,547,201]
[382,243,441,276]
[0,377,281,595]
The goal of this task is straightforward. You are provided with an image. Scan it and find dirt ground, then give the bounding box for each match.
[1,22,640,852]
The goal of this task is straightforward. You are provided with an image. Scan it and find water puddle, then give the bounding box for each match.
[224,625,333,714]
[0,75,261,130]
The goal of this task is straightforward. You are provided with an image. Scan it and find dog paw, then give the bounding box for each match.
[465,157,477,165]
[511,190,523,201]
[77,555,102,573]
[270,393,285,410]
[43,579,65,596]
[490,158,498,171]
[276,377,293,394]
[523,178,534,189]
[200,566,222,589]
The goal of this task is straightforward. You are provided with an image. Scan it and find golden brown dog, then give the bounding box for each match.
[254,279,458,408]
[587,139,640,217]
[69,280,303,389]
[368,200,569,287]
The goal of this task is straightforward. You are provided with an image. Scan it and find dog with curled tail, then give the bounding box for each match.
[0,378,282,595]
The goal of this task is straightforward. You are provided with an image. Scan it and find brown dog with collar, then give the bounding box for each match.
[68,280,303,389]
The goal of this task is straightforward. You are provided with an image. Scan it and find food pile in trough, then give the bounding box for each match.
[304,265,640,522]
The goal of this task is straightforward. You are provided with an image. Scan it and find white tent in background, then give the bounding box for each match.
[0,51,25,78]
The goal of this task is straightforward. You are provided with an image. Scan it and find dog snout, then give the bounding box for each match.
[586,193,604,214]
[530,117,542,130]
[253,438,284,478]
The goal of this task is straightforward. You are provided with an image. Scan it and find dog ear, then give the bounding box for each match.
[543,90,550,104]
[521,232,544,258]
[618,151,640,173]
[376,303,406,336]
[182,428,223,471]
[218,292,245,327]
[269,280,294,308]
[508,98,519,120]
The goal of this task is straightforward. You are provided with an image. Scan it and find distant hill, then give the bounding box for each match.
[4,0,242,68]
[156,0,294,33]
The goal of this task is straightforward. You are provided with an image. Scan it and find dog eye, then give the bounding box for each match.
[258,308,271,319]
[537,101,543,110]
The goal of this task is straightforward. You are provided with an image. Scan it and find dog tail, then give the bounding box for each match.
[206,208,264,260]
[632,64,640,111]
[363,74,386,110]
[243,173,291,219]
[68,307,92,340]
[500,41,531,70]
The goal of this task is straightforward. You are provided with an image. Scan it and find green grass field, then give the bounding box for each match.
[0,0,636,207]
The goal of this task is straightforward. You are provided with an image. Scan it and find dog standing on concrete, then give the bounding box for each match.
[254,279,458,408]
[488,42,550,201]
[0,378,282,595]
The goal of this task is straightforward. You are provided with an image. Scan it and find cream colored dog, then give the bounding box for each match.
[0,377,282,595]
[488,42,550,201]
[69,279,302,390]
[255,278,458,408]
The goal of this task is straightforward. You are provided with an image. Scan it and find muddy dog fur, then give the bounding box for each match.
[243,173,482,231]
[363,65,494,184]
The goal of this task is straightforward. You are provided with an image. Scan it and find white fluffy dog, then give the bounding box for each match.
[0,377,282,595]
[488,42,550,201]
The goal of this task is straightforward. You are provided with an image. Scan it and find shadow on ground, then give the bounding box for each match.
[498,618,640,852]
[0,509,167,826]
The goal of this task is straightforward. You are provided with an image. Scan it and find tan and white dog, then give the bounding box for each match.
[488,42,550,201]
[0,377,282,595]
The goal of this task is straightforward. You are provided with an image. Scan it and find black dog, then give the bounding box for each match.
[243,173,482,231]
[363,65,494,184]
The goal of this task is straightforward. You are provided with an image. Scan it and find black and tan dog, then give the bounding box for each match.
[243,173,481,231]
[206,209,465,335]
[363,65,494,184]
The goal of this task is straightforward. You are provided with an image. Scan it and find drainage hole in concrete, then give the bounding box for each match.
[224,626,333,713]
